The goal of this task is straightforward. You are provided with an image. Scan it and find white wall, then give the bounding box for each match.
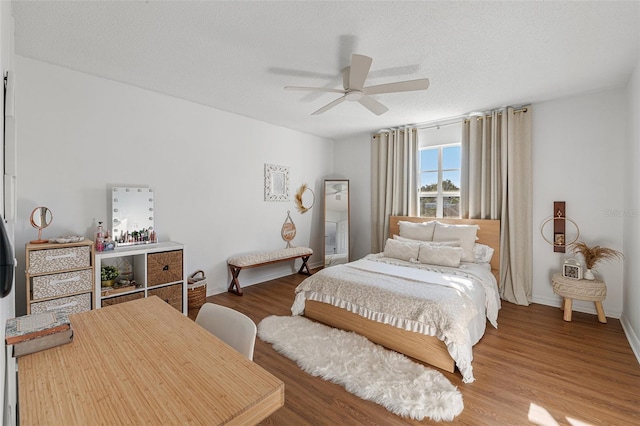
[337,87,629,318]
[333,132,371,260]
[532,88,626,318]
[14,56,334,316]
[622,58,640,360]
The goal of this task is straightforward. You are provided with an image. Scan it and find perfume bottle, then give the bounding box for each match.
[96,222,104,252]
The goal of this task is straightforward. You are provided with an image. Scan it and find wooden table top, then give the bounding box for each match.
[18,296,284,425]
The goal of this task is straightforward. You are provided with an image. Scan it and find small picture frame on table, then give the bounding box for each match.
[563,258,583,280]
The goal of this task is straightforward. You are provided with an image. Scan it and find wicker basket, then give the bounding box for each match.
[187,270,207,310]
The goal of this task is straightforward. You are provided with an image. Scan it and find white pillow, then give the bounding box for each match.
[395,235,461,248]
[432,222,479,263]
[398,221,436,241]
[474,243,495,263]
[418,244,464,267]
[383,238,420,262]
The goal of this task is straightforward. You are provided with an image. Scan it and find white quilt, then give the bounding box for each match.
[291,254,500,383]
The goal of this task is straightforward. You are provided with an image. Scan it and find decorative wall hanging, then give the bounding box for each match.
[281,211,296,248]
[540,201,580,252]
[294,183,315,214]
[264,164,290,202]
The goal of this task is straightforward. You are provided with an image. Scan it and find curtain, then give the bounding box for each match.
[461,107,532,305]
[371,128,419,253]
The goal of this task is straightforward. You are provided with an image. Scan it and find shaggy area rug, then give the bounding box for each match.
[257,315,463,422]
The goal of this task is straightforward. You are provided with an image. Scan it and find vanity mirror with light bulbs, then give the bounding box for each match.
[324,179,350,267]
[111,187,157,246]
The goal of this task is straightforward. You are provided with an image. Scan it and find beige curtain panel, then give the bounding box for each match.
[461,107,532,305]
[371,128,419,253]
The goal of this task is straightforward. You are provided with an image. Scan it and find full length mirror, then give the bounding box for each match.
[111,187,157,246]
[324,179,349,267]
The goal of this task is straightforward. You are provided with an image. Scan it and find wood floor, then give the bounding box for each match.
[188,272,640,425]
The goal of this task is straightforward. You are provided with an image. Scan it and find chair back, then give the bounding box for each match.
[195,303,257,361]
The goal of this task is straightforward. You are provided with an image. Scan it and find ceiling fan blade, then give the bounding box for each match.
[358,95,389,116]
[364,78,430,95]
[311,96,346,115]
[285,86,346,93]
[348,54,373,91]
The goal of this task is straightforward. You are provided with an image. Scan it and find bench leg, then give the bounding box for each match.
[563,298,573,321]
[297,256,311,276]
[595,301,607,323]
[228,265,244,296]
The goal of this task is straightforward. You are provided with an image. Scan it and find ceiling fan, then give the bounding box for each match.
[284,54,430,116]
[327,183,348,200]
[327,183,348,195]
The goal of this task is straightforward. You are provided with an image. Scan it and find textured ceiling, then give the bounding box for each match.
[11,1,640,140]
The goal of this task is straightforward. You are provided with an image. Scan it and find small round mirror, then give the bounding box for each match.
[30,206,53,244]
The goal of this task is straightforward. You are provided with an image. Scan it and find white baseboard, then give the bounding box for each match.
[531,295,622,318]
[620,314,640,366]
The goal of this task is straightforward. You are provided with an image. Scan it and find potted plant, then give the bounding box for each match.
[570,241,623,280]
[101,265,119,287]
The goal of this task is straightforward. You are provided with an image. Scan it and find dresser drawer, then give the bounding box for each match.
[28,246,91,274]
[31,269,93,301]
[30,293,92,315]
[147,250,183,287]
[148,284,183,312]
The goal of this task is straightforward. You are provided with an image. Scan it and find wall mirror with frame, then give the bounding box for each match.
[324,179,350,267]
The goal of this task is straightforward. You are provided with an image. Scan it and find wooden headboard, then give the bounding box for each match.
[389,216,501,280]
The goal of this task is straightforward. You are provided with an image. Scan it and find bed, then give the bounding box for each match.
[291,216,501,383]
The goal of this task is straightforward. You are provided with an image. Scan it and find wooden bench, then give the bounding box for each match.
[227,247,313,296]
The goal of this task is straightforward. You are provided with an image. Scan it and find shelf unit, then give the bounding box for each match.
[25,239,95,315]
[94,242,187,314]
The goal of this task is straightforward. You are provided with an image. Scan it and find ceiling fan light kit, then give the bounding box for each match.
[285,54,429,116]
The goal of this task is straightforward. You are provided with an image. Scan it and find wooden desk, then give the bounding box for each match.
[18,296,284,425]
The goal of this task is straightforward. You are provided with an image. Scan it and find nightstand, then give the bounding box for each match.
[551,273,607,323]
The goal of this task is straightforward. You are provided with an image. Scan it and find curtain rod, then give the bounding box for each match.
[466,107,528,122]
[374,106,529,135]
[416,120,463,130]
[412,107,529,129]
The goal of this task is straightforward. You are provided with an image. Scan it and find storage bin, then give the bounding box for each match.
[101,291,144,307]
[28,245,91,274]
[187,270,207,310]
[147,250,183,287]
[148,284,183,312]
[30,293,92,315]
[32,269,93,301]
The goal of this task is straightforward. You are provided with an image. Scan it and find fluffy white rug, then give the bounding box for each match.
[257,315,463,422]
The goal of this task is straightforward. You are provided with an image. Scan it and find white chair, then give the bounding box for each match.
[195,303,257,361]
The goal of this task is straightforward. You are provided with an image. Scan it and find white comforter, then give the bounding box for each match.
[291,253,500,383]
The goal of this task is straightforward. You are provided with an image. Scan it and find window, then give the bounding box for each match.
[419,144,461,218]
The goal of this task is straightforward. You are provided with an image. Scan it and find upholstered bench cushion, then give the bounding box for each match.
[228,247,313,268]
